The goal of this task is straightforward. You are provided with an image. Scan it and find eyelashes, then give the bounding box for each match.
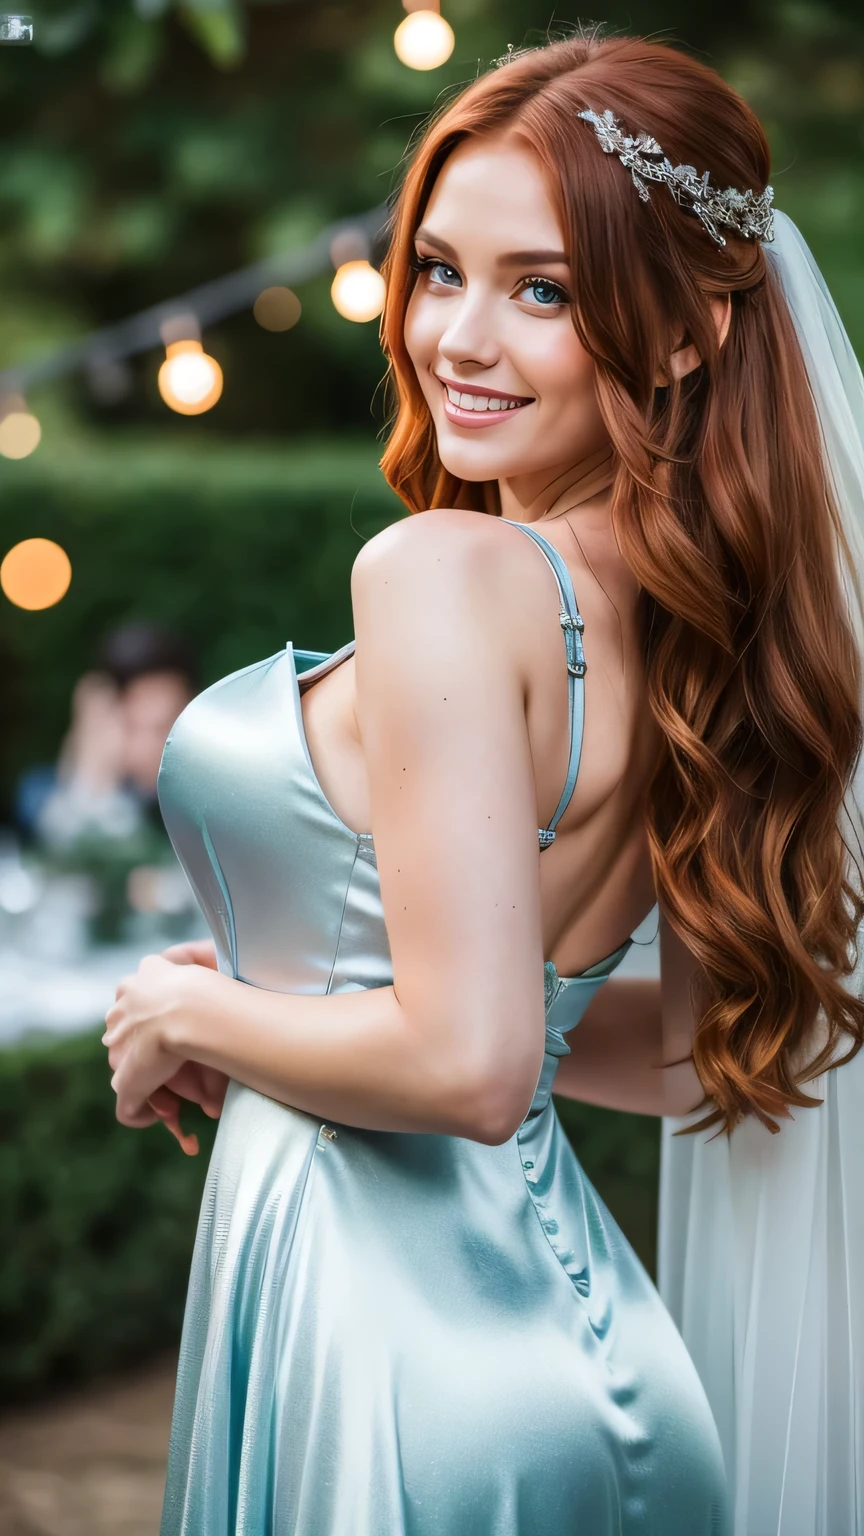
[516,276,570,307]
[409,253,570,307]
[408,254,456,280]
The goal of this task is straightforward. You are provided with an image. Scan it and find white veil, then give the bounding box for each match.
[658,210,864,1535]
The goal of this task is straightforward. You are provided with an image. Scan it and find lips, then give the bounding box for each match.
[435,374,534,428]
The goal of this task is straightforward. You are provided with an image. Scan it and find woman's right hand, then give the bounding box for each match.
[147,1061,230,1155]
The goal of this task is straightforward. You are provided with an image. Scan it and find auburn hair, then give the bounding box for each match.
[378,30,864,1132]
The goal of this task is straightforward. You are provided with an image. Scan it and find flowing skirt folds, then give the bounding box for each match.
[162,1081,728,1536]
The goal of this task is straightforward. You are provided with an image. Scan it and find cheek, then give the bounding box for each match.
[403,290,436,369]
[403,293,443,413]
[523,322,598,419]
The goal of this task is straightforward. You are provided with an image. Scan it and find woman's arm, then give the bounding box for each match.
[105,511,549,1145]
[552,913,705,1117]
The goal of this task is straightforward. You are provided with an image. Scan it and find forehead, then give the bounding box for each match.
[420,134,563,248]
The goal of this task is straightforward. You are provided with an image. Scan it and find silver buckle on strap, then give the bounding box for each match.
[560,611,586,678]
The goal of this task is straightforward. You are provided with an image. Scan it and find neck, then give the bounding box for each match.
[497,445,615,524]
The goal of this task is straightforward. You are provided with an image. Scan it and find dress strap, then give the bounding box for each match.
[506,522,586,849]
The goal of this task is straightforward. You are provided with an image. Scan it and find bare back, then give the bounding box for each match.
[301,507,658,977]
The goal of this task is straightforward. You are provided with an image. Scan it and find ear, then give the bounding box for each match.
[655,294,732,386]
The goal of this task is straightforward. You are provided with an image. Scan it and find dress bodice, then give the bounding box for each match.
[158,521,642,1120]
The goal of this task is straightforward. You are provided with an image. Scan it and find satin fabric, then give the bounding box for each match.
[157,640,728,1534]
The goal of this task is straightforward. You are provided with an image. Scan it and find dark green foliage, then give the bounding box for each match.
[0,1024,660,1401]
[554,1097,661,1275]
[0,1026,218,1400]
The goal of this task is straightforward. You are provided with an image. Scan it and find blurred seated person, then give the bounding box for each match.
[17,622,199,850]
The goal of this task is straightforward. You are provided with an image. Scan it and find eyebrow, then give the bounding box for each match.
[414,227,569,267]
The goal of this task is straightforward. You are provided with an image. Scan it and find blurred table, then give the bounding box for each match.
[0,940,180,1047]
[0,836,207,1046]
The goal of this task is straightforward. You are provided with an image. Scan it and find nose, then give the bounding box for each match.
[436,288,500,373]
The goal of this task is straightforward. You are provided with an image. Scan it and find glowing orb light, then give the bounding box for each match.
[158,339,223,415]
[394,10,454,70]
[253,286,302,332]
[0,410,41,459]
[1,538,71,610]
[330,261,386,323]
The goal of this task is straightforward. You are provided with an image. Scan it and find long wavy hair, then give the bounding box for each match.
[378,31,864,1132]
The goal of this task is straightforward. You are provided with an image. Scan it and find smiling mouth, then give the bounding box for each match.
[436,375,535,419]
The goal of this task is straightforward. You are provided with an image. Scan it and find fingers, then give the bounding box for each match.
[201,1065,229,1117]
[161,940,218,970]
[148,1087,200,1156]
[162,1063,226,1119]
[115,1099,160,1130]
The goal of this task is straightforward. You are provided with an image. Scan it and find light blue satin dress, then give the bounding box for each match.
[157,521,728,1534]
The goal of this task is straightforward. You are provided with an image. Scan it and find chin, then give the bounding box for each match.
[435,432,527,487]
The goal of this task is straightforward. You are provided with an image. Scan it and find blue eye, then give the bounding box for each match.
[521,277,568,307]
[410,255,461,287]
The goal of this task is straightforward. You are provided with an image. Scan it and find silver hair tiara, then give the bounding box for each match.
[578,108,775,248]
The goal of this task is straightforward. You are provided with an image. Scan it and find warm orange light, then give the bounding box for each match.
[394,10,454,69]
[0,410,41,459]
[158,340,223,415]
[1,538,71,610]
[330,260,386,323]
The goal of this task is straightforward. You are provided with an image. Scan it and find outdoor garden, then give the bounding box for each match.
[1,0,863,1529]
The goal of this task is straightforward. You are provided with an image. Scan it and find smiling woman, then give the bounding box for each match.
[103,27,864,1536]
[400,139,610,486]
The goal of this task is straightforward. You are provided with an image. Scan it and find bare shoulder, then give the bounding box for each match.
[350,509,529,716]
[352,508,507,593]
[351,509,547,638]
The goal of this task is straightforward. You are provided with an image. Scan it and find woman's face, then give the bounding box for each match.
[403,134,609,492]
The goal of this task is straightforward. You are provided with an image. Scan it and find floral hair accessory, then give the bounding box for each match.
[578,107,775,248]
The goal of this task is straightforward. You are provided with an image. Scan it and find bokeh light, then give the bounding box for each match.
[158,339,223,415]
[330,260,386,323]
[0,410,41,459]
[393,10,455,70]
[253,286,303,332]
[1,538,71,610]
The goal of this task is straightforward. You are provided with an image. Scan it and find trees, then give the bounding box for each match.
[0,0,861,801]
[2,0,862,437]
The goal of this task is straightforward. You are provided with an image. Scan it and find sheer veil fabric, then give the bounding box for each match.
[658,210,864,1536]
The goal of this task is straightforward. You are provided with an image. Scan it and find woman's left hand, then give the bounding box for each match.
[103,954,210,1129]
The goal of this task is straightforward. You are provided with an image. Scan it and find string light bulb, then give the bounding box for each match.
[0,394,41,459]
[158,339,223,415]
[1,538,71,610]
[330,260,386,323]
[394,7,454,70]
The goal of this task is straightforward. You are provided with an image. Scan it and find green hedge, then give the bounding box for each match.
[0,1025,659,1403]
[0,1027,219,1400]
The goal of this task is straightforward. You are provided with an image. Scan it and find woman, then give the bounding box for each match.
[103,31,864,1536]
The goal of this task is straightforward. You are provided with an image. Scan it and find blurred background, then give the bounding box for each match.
[0,1,862,1530]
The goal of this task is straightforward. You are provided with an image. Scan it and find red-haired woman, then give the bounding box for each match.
[104,31,864,1536]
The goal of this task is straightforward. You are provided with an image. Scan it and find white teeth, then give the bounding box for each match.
[445,384,523,412]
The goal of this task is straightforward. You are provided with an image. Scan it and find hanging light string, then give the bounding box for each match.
[0,203,389,401]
